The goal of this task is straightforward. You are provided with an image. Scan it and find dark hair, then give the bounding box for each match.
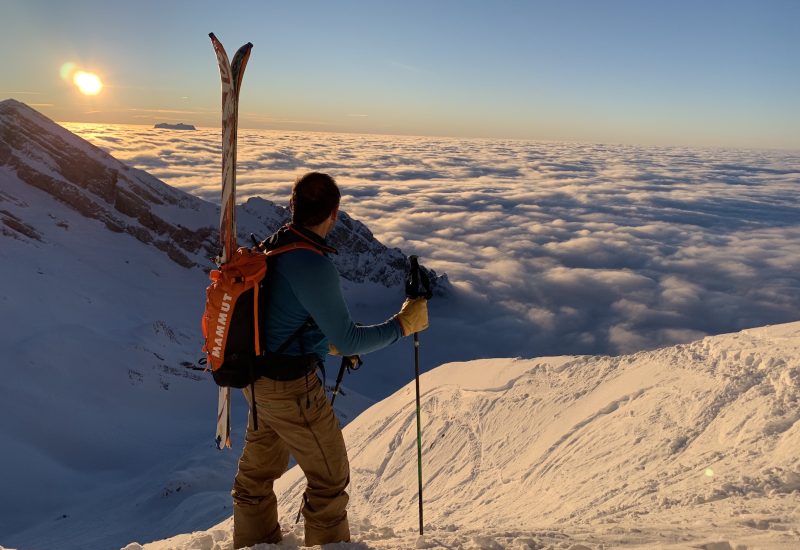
[290,172,341,226]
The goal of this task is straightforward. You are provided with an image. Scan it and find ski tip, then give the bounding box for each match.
[235,42,254,56]
[209,32,216,40]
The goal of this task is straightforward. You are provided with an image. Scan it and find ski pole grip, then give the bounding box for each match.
[408,256,420,298]
[406,255,433,300]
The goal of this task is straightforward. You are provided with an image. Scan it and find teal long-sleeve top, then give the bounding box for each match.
[265,248,403,358]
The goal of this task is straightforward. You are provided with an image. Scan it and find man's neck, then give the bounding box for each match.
[305,225,326,239]
[293,223,328,242]
[303,220,331,239]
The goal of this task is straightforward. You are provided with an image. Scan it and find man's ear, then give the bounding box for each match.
[331,205,339,221]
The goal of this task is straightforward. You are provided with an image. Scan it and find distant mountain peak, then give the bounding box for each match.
[154,122,196,130]
[236,196,446,288]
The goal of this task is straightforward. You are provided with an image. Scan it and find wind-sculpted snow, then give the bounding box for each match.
[139,322,800,549]
[65,122,800,356]
[323,323,800,531]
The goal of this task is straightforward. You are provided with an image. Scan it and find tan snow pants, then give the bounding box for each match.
[232,372,350,548]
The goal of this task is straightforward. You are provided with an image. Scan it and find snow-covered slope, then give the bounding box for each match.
[0,100,446,549]
[142,322,800,549]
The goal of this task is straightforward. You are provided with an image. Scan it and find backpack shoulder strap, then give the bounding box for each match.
[273,316,315,355]
[265,241,325,258]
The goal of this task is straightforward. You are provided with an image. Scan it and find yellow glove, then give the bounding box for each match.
[394,298,429,336]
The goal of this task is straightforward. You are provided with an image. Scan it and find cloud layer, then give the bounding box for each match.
[66,123,800,356]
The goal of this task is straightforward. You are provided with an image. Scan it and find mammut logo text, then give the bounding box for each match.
[211,293,233,358]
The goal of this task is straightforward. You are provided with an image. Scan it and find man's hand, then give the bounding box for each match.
[395,297,429,336]
[329,343,361,368]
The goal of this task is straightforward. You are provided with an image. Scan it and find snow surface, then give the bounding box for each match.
[133,322,800,549]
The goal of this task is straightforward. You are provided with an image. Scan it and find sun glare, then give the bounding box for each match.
[60,62,104,96]
[74,71,103,96]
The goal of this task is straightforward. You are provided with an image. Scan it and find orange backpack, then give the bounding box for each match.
[201,242,321,388]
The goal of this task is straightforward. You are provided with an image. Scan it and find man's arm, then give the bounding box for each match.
[285,252,403,356]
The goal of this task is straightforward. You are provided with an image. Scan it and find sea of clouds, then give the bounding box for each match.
[66,123,800,357]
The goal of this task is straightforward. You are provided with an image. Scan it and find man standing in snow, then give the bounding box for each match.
[232,171,429,548]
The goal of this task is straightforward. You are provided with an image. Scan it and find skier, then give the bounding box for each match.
[232,171,430,548]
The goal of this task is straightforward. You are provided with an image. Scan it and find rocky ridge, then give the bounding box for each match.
[0,99,216,268]
[0,99,446,290]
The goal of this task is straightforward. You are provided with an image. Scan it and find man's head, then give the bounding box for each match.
[290,172,341,231]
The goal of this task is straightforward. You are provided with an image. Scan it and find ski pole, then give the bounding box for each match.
[406,255,432,536]
[332,354,361,405]
[414,331,424,535]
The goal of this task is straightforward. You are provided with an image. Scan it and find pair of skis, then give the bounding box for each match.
[210,33,252,449]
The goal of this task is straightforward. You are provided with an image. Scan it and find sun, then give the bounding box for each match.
[60,62,105,96]
[73,71,103,96]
